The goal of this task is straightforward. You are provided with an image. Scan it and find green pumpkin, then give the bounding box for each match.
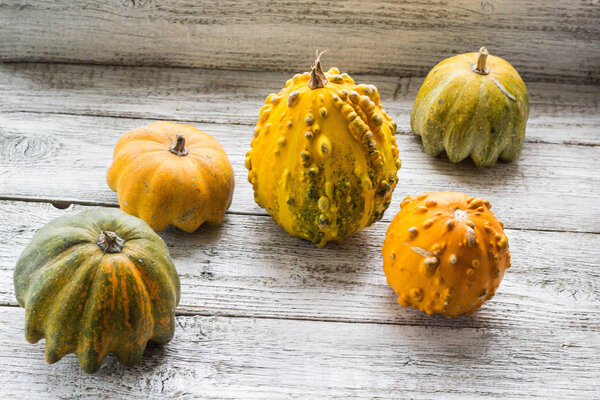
[411,47,529,167]
[13,208,180,373]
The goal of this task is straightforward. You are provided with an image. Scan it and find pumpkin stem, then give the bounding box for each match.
[169,135,189,157]
[453,208,468,221]
[473,47,490,75]
[308,49,328,89]
[96,231,124,253]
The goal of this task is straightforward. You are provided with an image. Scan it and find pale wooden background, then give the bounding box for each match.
[1,0,599,82]
[0,1,599,399]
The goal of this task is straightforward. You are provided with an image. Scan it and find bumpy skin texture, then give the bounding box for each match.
[107,121,235,232]
[411,51,529,167]
[13,208,180,373]
[247,67,401,246]
[382,192,510,317]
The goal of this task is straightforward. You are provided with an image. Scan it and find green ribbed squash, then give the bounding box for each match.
[411,47,529,167]
[13,208,180,373]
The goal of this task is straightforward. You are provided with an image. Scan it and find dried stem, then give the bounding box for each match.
[473,47,490,75]
[308,49,328,89]
[96,230,124,253]
[169,134,189,157]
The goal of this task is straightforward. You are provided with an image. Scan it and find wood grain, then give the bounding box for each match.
[1,200,598,332]
[1,1,598,83]
[2,111,599,233]
[0,53,598,397]
[0,5,599,396]
[1,63,599,145]
[0,306,598,399]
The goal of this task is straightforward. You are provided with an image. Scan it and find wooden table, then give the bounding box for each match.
[1,1,599,398]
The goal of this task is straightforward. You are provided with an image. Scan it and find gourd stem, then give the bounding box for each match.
[96,230,124,253]
[308,49,328,89]
[473,47,490,75]
[169,135,189,157]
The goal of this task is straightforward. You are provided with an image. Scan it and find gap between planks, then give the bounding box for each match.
[2,108,599,148]
[0,196,598,236]
[0,302,538,330]
[0,109,259,128]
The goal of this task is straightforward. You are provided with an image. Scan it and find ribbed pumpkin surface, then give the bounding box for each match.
[107,121,235,232]
[411,48,529,167]
[13,208,180,373]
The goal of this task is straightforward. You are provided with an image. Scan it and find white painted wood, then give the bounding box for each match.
[1,306,599,399]
[0,57,598,396]
[1,200,598,332]
[1,111,599,233]
[1,63,599,145]
[0,1,598,82]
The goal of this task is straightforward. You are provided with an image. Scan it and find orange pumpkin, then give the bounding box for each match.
[107,121,235,232]
[382,192,510,317]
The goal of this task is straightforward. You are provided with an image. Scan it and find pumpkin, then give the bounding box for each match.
[381,192,510,317]
[246,51,401,246]
[411,47,529,167]
[13,208,181,373]
[107,121,235,232]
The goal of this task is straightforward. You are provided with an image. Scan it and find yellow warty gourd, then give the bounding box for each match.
[246,51,401,246]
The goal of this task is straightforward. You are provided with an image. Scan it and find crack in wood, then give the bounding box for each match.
[1,196,597,236]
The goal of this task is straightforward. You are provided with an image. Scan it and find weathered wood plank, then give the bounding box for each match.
[1,200,598,331]
[1,112,599,233]
[0,1,598,82]
[1,63,599,145]
[0,306,598,399]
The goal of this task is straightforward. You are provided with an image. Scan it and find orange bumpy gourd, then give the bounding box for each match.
[107,121,235,232]
[382,192,510,317]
